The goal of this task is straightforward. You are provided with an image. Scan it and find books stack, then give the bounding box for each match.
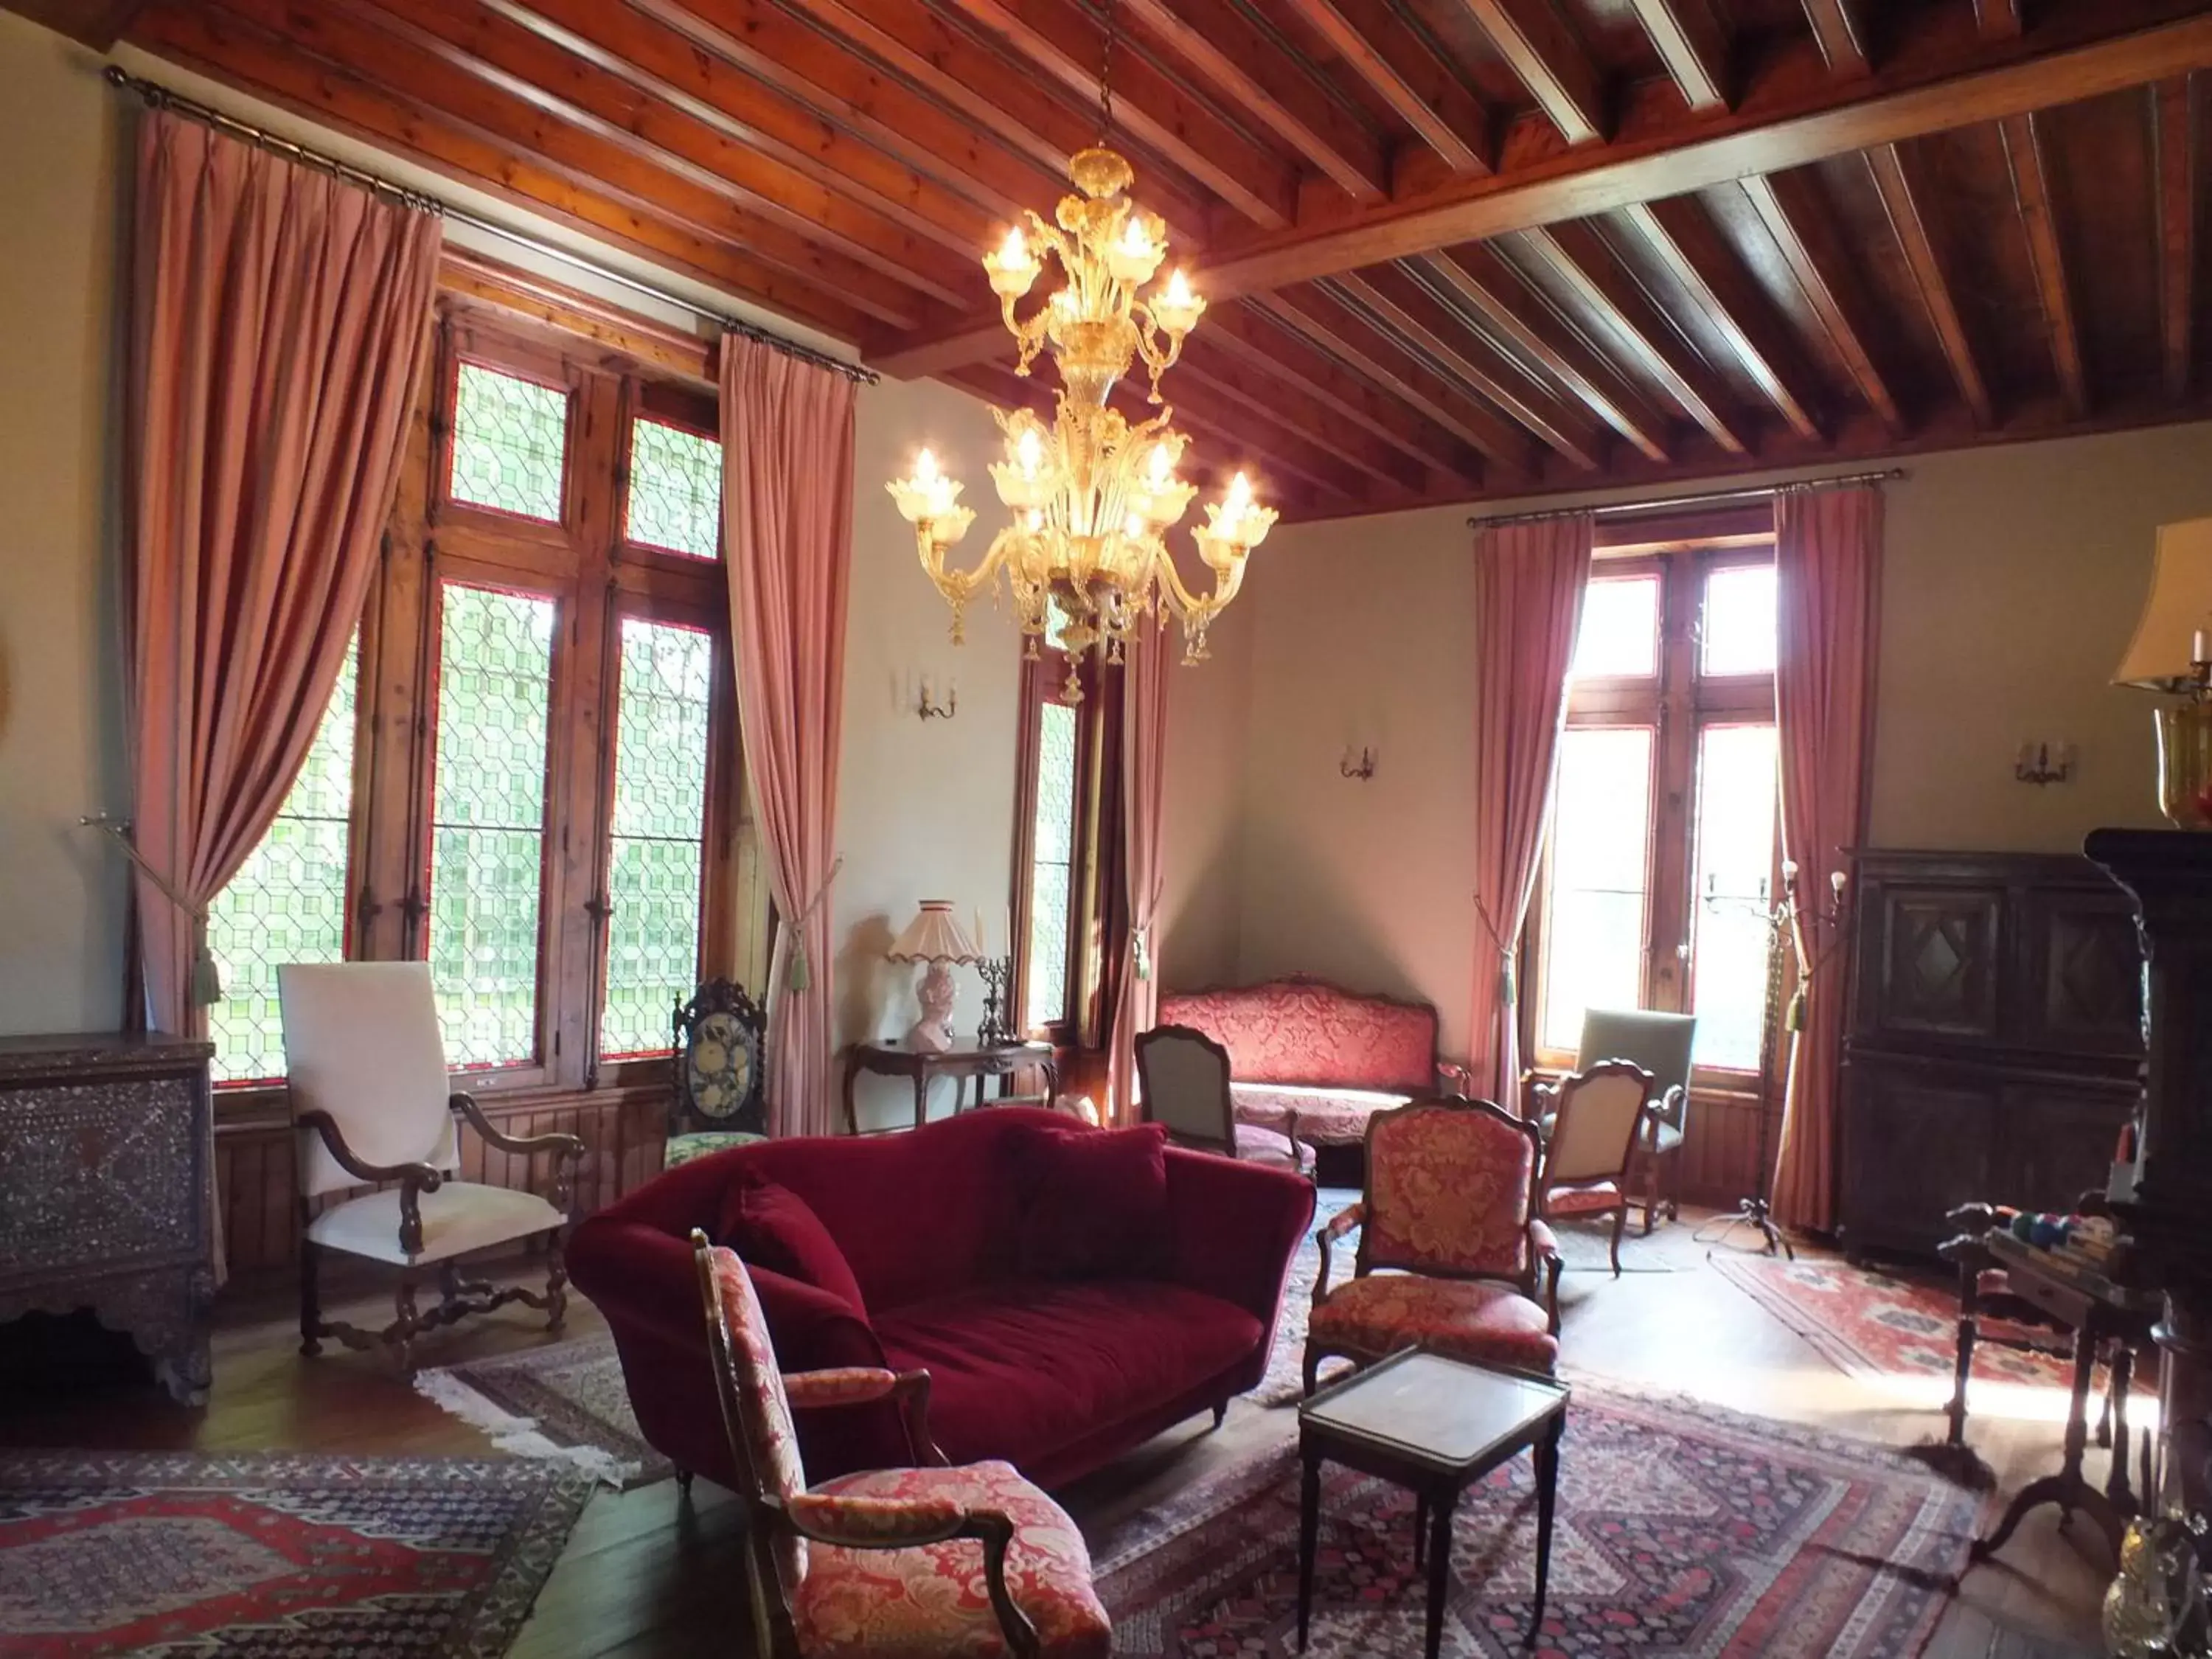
[2053,1215,2129,1276]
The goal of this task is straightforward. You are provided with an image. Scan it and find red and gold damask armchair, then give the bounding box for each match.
[1303,1097,1562,1395]
[692,1232,1111,1659]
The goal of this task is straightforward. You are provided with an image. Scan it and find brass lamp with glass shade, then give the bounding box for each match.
[887,901,981,1052]
[2115,518,2212,829]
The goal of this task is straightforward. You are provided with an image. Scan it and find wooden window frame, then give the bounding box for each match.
[1523,529,1781,1094]
[1011,638,1114,1054]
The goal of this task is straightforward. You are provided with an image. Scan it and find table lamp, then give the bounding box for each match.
[887,900,981,1051]
[2114,517,2212,828]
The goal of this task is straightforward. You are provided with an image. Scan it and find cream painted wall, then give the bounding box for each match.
[1155,602,1253,990]
[1157,422,2212,1052]
[0,16,129,1034]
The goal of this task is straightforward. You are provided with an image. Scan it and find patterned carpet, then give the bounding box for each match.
[0,1450,591,1658]
[417,1337,672,1489]
[1095,1383,1984,1659]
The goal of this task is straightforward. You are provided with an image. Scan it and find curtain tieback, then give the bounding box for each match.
[83,815,222,1005]
[1472,896,1517,1007]
[1133,925,1152,982]
[783,855,844,992]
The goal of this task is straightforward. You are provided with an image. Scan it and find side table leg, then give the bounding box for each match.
[841,1060,860,1137]
[2108,1341,2136,1512]
[1425,1487,1454,1659]
[914,1072,928,1133]
[1529,1416,1562,1648]
[1946,1250,1980,1449]
[2059,1326,2096,1529]
[1413,1492,1428,1569]
[1298,1447,1321,1652]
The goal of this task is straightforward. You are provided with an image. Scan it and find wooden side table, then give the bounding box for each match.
[1297,1348,1568,1659]
[841,1038,1059,1135]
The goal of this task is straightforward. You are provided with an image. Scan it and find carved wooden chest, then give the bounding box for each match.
[0,1033,215,1402]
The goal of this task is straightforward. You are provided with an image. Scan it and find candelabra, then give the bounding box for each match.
[975,956,1015,1048]
[1697,860,1851,1260]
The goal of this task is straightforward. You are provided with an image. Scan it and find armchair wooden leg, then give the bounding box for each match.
[1609,1206,1626,1279]
[675,1469,695,1498]
[1302,1344,1321,1398]
[1641,1152,1661,1237]
[1211,1400,1228,1430]
[299,1240,324,1357]
[544,1227,569,1333]
[393,1276,421,1374]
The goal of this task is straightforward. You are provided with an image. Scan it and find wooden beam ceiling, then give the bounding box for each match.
[1628,0,1731,114]
[2000,108,2090,420]
[1863,141,1994,426]
[1455,0,1607,146]
[2154,74,2199,403]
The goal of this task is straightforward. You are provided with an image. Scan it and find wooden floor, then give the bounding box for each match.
[0,1209,2114,1659]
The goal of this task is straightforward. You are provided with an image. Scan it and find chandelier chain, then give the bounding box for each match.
[1099,0,1116,142]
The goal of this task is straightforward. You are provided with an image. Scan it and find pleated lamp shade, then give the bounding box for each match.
[887,900,980,964]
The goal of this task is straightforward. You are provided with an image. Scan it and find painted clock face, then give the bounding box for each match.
[689,1009,757,1120]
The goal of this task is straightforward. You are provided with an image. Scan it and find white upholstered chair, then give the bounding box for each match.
[279,961,583,1370]
[1534,1060,1653,1277]
[1137,1024,1314,1176]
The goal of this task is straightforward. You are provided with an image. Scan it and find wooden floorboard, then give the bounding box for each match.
[0,1209,2113,1658]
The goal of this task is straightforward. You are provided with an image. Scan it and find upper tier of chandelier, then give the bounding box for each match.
[888,144,1273,695]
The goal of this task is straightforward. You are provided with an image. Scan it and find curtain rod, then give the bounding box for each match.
[102,65,880,386]
[1466,467,1906,530]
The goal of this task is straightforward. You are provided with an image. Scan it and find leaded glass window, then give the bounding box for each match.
[601,617,713,1057]
[1024,700,1079,1031]
[206,638,358,1085]
[625,418,722,560]
[449,362,568,522]
[428,584,555,1068]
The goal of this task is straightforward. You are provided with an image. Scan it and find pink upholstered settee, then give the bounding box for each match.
[1157,976,1466,1147]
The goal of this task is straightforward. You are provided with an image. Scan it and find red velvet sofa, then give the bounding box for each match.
[568,1107,1315,1491]
[1161,975,1467,1147]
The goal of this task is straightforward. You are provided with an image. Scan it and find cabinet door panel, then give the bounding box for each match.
[1869,886,2003,1040]
[2020,889,2145,1057]
[1841,1059,1994,1253]
[1996,1085,2136,1215]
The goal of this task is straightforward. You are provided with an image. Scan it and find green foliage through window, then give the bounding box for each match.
[1024,700,1078,1031]
[206,637,358,1085]
[428,585,555,1068]
[450,362,568,522]
[625,417,722,559]
[601,617,713,1057]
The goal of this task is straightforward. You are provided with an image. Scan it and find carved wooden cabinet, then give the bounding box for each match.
[1839,850,2143,1258]
[0,1034,215,1402]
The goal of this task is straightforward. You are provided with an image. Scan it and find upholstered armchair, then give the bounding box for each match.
[1534,1060,1652,1277]
[1303,1096,1562,1396]
[279,962,582,1371]
[1136,1024,1314,1177]
[668,978,768,1168]
[693,1234,1112,1659]
[1529,1008,1696,1234]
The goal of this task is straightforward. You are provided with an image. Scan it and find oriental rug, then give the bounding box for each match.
[0,1449,590,1658]
[416,1336,670,1490]
[1095,1382,1983,1659]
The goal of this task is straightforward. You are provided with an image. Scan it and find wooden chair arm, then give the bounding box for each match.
[782,1502,1039,1657]
[1436,1058,1475,1097]
[1529,1221,1564,1335]
[295,1109,447,1191]
[1313,1202,1364,1310]
[450,1092,585,1161]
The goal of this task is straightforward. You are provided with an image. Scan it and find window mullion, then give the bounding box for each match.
[1646,556,1698,1016]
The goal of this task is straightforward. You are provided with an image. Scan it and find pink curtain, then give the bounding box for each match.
[720,338,858,1138]
[1770,484,1883,1234]
[1107,610,1173,1122]
[127,111,440,1036]
[1469,515,1593,1105]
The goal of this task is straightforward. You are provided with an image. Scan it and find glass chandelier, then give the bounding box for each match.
[887,16,1273,698]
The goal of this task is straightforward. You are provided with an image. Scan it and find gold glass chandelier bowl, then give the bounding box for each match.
[888,143,1274,697]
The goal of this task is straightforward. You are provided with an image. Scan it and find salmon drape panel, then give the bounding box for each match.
[1468,515,1592,1105]
[127,111,439,1037]
[1770,484,1883,1234]
[1107,611,1173,1122]
[720,338,858,1138]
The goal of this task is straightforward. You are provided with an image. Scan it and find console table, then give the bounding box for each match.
[842,1038,1059,1135]
[0,1033,215,1404]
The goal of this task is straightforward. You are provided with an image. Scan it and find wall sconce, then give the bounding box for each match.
[1340,745,1376,780]
[2014,740,2074,785]
[917,675,957,721]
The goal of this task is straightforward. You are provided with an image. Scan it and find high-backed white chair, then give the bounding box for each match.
[1137,1024,1313,1176]
[1530,1009,1697,1234]
[279,961,584,1370]
[1534,1060,1653,1277]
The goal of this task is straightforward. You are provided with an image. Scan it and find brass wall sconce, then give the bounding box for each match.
[1340,745,1376,780]
[916,676,957,721]
[2014,741,2074,786]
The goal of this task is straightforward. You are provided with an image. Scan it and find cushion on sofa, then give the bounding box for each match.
[1017,1122,1171,1279]
[874,1279,1264,1470]
[1161,978,1436,1092]
[1231,1082,1416,1147]
[720,1176,869,1316]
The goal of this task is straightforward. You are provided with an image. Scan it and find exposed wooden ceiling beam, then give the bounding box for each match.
[1628,0,1730,113]
[1457,0,1606,145]
[1799,0,1869,78]
[137,0,898,337]
[1158,375,1375,503]
[875,9,2212,374]
[1176,343,1428,494]
[769,0,1215,243]
[1615,198,1824,441]
[1975,0,2024,42]
[1737,171,1902,431]
[1,0,144,47]
[1863,142,1992,426]
[933,0,1299,226]
[1121,0,1387,201]
[2000,109,2088,420]
[1417,247,1671,461]
[1334,268,1604,467]
[2154,75,2199,403]
[1509,223,1751,454]
[1201,302,1489,487]
[1274,0,1492,175]
[1256,285,1539,473]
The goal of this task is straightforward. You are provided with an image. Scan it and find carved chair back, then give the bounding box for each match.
[1135,1025,1236,1153]
[672,978,768,1140]
[695,1237,810,1658]
[1543,1060,1652,1186]
[279,961,457,1198]
[1357,1096,1543,1287]
[1578,1008,1694,1129]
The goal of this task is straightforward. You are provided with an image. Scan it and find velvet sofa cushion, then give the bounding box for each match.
[720,1175,869,1316]
[1017,1122,1171,1279]
[874,1279,1264,1471]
